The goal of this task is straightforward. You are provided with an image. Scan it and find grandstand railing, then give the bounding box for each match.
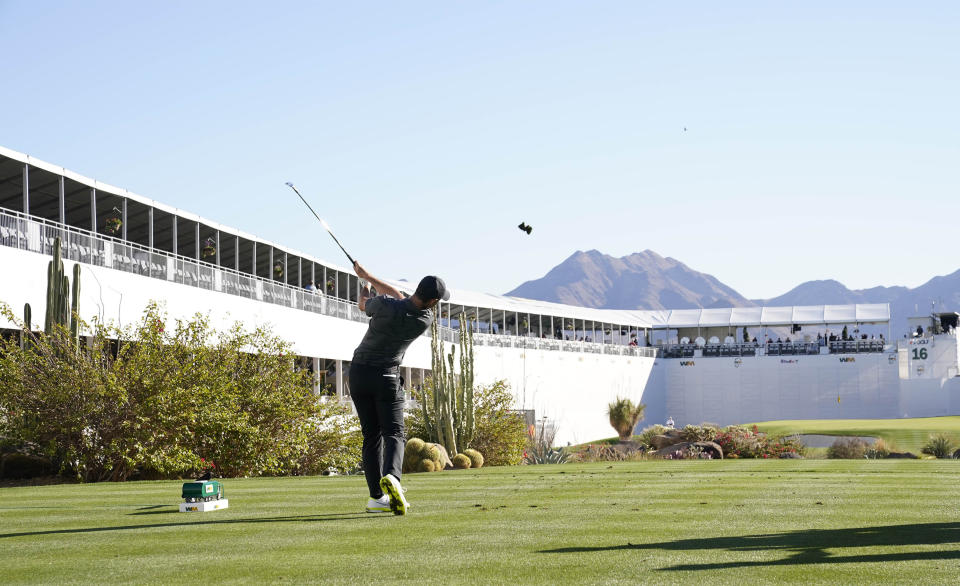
[473,332,657,358]
[0,208,653,357]
[655,340,888,358]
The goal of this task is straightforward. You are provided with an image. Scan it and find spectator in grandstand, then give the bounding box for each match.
[666,416,675,428]
[305,281,316,292]
[350,262,448,515]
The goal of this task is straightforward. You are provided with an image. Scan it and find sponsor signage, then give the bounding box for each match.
[680,361,696,367]
[780,359,799,364]
[839,357,856,363]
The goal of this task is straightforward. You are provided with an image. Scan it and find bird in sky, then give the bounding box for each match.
[518,222,533,235]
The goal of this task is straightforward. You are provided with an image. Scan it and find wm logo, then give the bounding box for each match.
[680,361,696,367]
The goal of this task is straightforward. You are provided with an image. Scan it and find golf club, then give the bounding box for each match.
[285,182,357,266]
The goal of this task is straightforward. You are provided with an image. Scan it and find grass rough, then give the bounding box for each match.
[2,461,960,583]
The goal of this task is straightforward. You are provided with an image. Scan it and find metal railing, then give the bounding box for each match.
[473,332,657,358]
[0,208,657,359]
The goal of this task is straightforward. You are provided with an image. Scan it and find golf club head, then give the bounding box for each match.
[284,181,294,188]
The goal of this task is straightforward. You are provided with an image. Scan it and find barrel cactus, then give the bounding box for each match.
[452,453,471,469]
[417,459,436,473]
[463,448,484,469]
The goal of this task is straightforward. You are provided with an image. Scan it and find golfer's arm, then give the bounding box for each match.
[363,274,404,300]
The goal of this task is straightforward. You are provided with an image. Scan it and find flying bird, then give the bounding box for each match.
[518,222,532,235]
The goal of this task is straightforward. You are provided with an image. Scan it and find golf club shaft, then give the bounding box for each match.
[286,183,357,266]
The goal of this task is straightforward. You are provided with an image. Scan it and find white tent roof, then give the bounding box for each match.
[631,303,890,329]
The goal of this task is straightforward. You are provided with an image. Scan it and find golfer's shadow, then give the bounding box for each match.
[0,512,378,539]
[539,522,960,570]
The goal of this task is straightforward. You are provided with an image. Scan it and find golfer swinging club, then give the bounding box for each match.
[350,261,449,515]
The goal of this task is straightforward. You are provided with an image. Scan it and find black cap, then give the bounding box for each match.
[415,275,450,301]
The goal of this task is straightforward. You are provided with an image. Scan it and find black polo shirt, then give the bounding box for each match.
[351,295,433,369]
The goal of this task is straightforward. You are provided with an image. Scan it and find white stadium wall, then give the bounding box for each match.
[472,345,656,446]
[641,332,960,428]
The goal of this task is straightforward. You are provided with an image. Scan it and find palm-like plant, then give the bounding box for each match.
[607,397,646,441]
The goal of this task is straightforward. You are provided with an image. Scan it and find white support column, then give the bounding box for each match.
[251,241,257,277]
[234,235,239,271]
[194,222,200,259]
[215,231,221,266]
[22,163,29,214]
[312,357,321,395]
[404,366,412,400]
[335,360,344,398]
[121,199,128,241]
[58,176,65,224]
[269,247,274,279]
[90,188,97,231]
[147,208,154,249]
[171,216,177,254]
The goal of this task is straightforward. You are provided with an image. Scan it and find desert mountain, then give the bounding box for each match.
[506,250,960,337]
[505,250,753,310]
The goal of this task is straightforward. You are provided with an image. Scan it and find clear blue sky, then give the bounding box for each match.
[2,2,957,300]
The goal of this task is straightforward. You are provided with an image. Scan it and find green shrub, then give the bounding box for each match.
[865,438,891,459]
[469,381,527,466]
[417,458,436,472]
[635,424,670,449]
[0,453,54,479]
[827,437,869,459]
[463,448,484,469]
[681,424,720,443]
[452,453,471,469]
[0,302,362,481]
[922,434,955,459]
[409,380,526,466]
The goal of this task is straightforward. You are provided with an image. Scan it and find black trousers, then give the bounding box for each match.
[349,362,405,498]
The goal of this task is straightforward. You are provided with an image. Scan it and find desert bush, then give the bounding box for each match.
[574,443,647,463]
[0,302,361,481]
[462,448,484,469]
[452,453,471,469]
[681,424,720,443]
[409,380,526,466]
[607,397,646,440]
[827,437,869,459]
[922,434,955,459]
[418,458,436,472]
[523,418,571,464]
[635,424,671,449]
[865,438,891,459]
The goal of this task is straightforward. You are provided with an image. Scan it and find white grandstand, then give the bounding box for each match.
[2,145,959,444]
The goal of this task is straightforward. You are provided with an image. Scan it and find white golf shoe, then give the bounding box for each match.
[365,495,391,513]
[379,474,410,515]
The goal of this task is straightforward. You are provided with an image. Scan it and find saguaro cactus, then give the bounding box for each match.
[42,237,81,351]
[20,303,32,350]
[421,315,476,457]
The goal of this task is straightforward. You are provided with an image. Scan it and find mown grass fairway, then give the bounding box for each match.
[753,416,960,453]
[2,461,960,584]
